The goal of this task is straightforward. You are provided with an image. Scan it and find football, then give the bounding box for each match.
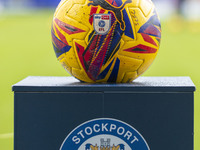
[51,0,161,83]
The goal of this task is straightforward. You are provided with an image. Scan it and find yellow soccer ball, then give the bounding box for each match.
[51,0,161,83]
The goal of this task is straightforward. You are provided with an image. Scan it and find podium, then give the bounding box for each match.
[12,76,195,150]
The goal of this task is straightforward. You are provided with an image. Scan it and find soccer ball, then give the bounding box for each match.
[51,0,161,83]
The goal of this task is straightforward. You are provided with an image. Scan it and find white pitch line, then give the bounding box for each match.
[0,133,13,139]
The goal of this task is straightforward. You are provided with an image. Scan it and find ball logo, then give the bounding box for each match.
[98,20,106,28]
[94,14,111,35]
[60,118,150,150]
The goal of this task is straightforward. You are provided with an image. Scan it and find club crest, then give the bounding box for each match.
[93,14,111,35]
[85,138,125,150]
[60,118,150,150]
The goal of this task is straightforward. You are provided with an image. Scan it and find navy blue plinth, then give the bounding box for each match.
[12,76,195,150]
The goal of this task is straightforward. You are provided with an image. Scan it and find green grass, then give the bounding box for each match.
[0,11,199,149]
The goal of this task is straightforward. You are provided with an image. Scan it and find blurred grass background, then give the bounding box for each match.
[0,6,200,150]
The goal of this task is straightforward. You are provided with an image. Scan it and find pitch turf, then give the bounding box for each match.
[0,11,199,149]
